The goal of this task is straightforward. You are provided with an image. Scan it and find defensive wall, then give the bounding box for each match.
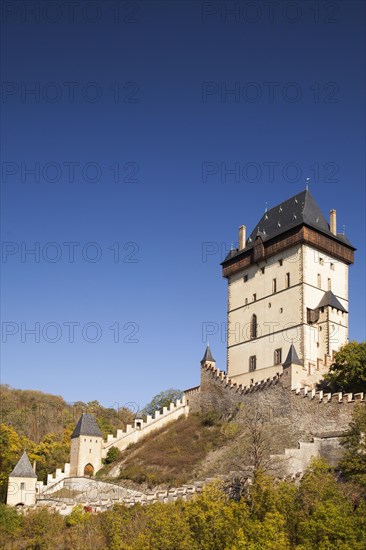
[186,362,364,467]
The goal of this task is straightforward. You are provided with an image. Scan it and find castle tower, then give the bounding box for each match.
[200,344,216,368]
[221,190,355,388]
[7,451,37,506]
[69,413,103,477]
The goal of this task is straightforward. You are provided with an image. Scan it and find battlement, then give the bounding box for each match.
[293,388,365,403]
[200,362,365,406]
[39,463,71,494]
[185,385,200,397]
[200,362,281,395]
[102,395,189,457]
[32,475,229,513]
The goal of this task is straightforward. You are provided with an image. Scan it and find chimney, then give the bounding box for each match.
[239,225,246,250]
[330,209,337,235]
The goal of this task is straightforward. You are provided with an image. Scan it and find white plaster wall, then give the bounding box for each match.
[302,245,349,300]
[227,245,302,378]
[302,244,349,365]
[228,364,283,386]
[70,436,103,477]
[227,242,350,382]
[7,476,37,506]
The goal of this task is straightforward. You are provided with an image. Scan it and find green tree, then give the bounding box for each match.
[296,458,360,549]
[104,446,122,464]
[30,430,70,483]
[0,424,30,502]
[0,503,24,548]
[142,389,183,416]
[186,482,242,550]
[339,404,366,488]
[325,342,366,392]
[22,508,65,549]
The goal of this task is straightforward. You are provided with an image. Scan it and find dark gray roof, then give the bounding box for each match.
[201,344,215,364]
[283,344,302,368]
[223,190,354,263]
[317,290,348,313]
[71,413,102,439]
[9,451,37,478]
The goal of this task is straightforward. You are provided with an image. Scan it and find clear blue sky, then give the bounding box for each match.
[1,1,365,410]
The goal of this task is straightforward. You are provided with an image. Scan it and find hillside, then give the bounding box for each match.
[0,385,134,442]
[1,385,255,496]
[96,405,296,489]
[0,385,134,500]
[97,413,235,487]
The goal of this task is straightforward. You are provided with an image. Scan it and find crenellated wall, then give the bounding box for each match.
[38,462,71,495]
[187,363,364,453]
[39,396,189,491]
[101,396,189,458]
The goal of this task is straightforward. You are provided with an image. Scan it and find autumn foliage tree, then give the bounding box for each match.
[325,342,366,392]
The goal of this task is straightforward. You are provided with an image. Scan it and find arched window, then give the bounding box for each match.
[250,314,257,339]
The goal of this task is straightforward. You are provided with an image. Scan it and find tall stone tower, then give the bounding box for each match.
[69,413,103,477]
[221,189,355,389]
[7,451,37,506]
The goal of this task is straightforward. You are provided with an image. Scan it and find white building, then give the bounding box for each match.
[221,189,355,388]
[7,451,37,507]
[69,413,103,477]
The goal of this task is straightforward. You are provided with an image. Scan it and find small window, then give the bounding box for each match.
[285,272,290,288]
[274,348,282,365]
[319,257,324,265]
[330,263,334,271]
[89,449,91,453]
[273,279,277,293]
[279,308,283,313]
[268,303,271,308]
[249,355,256,372]
[96,440,98,443]
[20,482,25,491]
[328,278,331,290]
[317,274,321,288]
[252,293,256,302]
[261,267,265,274]
[245,298,248,305]
[243,275,248,282]
[84,439,86,442]
[250,314,257,339]
[90,439,92,442]
[278,259,283,266]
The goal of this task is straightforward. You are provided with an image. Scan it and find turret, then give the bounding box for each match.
[200,344,216,368]
[7,451,37,506]
[69,413,103,477]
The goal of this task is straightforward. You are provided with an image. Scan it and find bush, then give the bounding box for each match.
[104,446,122,465]
[200,410,221,426]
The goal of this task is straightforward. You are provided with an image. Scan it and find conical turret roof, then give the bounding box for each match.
[201,344,215,364]
[9,451,37,478]
[283,344,302,368]
[71,413,102,439]
[316,290,347,313]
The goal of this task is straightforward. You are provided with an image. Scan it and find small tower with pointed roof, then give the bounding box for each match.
[7,451,37,506]
[200,344,216,369]
[69,413,103,477]
[281,344,303,389]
